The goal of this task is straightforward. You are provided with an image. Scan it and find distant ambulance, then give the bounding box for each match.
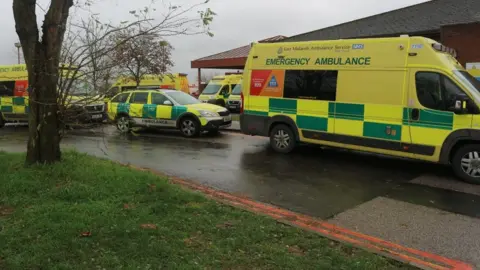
[0,64,105,127]
[226,81,242,112]
[198,73,242,107]
[108,73,190,98]
[240,35,480,184]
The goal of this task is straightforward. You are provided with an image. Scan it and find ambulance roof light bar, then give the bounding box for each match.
[432,43,458,58]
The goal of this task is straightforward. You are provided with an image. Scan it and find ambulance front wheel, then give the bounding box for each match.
[269,124,296,154]
[0,115,4,128]
[452,144,480,185]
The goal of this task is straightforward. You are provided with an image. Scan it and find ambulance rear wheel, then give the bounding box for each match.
[179,117,200,138]
[0,116,4,128]
[270,124,296,154]
[452,144,480,185]
[116,115,131,133]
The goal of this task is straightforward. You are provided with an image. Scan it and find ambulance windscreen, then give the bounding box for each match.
[455,70,480,93]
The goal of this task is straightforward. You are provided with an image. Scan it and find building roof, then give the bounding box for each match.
[283,0,480,42]
[191,35,287,69]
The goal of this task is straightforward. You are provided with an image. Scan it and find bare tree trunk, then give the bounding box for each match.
[13,0,73,165]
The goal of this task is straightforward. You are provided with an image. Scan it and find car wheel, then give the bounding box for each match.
[269,124,296,153]
[116,115,131,133]
[452,144,480,185]
[0,115,5,128]
[179,117,200,138]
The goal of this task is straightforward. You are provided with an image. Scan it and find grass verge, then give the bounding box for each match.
[0,151,414,269]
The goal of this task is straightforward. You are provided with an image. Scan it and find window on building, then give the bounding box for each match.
[283,70,338,101]
[0,81,15,96]
[151,93,169,105]
[130,92,149,104]
[111,93,130,103]
[416,72,464,111]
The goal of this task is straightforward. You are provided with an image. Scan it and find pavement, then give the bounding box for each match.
[1,123,480,268]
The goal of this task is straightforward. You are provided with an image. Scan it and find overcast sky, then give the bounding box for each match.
[1,0,429,82]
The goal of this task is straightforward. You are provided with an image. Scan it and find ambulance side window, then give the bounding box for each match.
[151,93,168,105]
[111,93,129,103]
[0,81,15,96]
[284,70,338,101]
[130,92,149,104]
[416,72,464,111]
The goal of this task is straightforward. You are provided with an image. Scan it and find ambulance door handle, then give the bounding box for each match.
[411,108,420,121]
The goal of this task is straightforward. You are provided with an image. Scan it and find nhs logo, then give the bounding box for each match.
[352,44,364,50]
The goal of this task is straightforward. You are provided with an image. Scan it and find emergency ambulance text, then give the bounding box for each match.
[265,57,371,66]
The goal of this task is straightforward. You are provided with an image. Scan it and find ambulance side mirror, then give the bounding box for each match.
[452,97,469,114]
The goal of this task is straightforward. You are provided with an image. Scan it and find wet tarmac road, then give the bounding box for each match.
[0,125,478,219]
[1,125,480,265]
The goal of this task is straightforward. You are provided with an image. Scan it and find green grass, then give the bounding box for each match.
[0,151,414,270]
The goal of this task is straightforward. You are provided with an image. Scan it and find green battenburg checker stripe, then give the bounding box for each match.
[172,106,187,120]
[269,98,297,114]
[117,103,130,114]
[1,106,13,113]
[143,104,157,119]
[333,102,364,121]
[403,108,453,130]
[363,122,402,141]
[297,115,328,132]
[13,97,25,106]
[244,110,269,116]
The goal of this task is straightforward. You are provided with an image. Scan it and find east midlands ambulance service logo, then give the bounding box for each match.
[352,44,365,50]
[277,47,283,54]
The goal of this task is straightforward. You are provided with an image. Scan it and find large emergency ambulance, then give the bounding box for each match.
[107,73,190,98]
[198,73,242,106]
[240,36,480,184]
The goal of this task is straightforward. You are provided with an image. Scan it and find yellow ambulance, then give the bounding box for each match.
[240,36,480,184]
[198,73,242,107]
[0,64,105,127]
[107,73,191,98]
[106,89,231,137]
[226,81,242,112]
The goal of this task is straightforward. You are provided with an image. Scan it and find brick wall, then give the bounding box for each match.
[441,22,480,66]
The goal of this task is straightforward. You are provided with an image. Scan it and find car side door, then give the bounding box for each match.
[129,92,149,124]
[108,92,130,120]
[146,92,176,127]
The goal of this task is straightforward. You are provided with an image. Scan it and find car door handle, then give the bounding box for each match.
[411,108,420,121]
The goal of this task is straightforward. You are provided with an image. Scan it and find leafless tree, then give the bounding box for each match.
[112,28,174,87]
[12,0,216,165]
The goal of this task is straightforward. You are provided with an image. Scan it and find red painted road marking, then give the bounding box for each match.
[125,164,474,270]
